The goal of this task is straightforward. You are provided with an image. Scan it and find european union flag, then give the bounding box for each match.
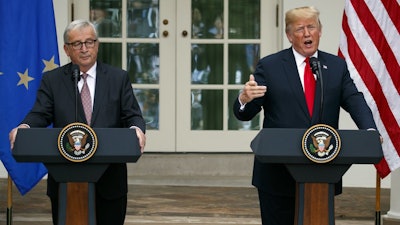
[0,0,59,195]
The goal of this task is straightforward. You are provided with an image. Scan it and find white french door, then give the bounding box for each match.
[70,0,279,152]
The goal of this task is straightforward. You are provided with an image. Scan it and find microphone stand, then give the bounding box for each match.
[75,74,79,122]
[310,57,324,124]
[71,64,80,122]
[316,61,324,123]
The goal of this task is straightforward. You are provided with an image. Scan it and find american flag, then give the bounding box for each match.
[338,0,400,178]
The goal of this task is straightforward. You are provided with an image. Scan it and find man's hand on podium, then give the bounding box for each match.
[9,124,29,149]
[131,126,146,153]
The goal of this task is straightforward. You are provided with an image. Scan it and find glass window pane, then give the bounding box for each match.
[192,0,223,39]
[191,44,223,84]
[134,89,159,130]
[228,90,260,130]
[228,44,260,84]
[98,43,122,68]
[228,0,260,39]
[90,0,122,37]
[127,43,159,84]
[127,0,159,38]
[191,89,223,130]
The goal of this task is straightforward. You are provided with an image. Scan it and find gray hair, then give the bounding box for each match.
[63,19,98,43]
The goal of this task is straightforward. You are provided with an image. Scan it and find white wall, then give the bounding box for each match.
[54,0,71,66]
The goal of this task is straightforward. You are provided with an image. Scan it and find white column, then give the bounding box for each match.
[383,168,400,224]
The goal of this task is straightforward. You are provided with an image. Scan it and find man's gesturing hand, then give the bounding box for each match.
[239,74,267,104]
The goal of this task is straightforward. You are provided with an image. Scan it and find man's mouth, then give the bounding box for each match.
[304,40,312,46]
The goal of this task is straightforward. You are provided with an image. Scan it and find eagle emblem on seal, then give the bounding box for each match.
[67,130,91,156]
[310,131,334,157]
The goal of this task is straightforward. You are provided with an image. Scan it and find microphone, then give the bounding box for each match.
[71,64,80,122]
[309,57,320,79]
[71,64,80,83]
[309,57,324,123]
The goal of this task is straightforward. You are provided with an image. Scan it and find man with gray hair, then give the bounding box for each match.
[9,19,146,225]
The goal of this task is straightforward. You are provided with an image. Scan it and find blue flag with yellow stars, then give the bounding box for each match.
[0,0,59,195]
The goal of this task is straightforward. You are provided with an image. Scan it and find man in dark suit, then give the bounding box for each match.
[9,19,146,225]
[233,6,378,225]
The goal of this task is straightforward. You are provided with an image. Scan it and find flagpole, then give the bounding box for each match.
[7,175,13,225]
[375,172,381,225]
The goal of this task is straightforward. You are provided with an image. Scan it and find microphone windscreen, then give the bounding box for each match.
[71,64,80,82]
[309,57,319,76]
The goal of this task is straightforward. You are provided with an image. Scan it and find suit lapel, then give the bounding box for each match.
[61,64,77,103]
[91,62,108,126]
[282,49,310,119]
[311,52,328,124]
[61,64,86,123]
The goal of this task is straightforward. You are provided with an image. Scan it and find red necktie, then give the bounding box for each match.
[304,57,315,117]
[81,73,92,125]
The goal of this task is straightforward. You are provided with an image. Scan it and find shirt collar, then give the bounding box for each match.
[291,48,318,67]
[81,62,97,78]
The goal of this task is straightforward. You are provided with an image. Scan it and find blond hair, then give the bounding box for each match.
[285,6,321,33]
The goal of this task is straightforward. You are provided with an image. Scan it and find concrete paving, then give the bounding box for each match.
[0,216,377,225]
[0,181,388,225]
[0,153,390,225]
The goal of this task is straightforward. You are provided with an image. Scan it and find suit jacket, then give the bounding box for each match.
[233,48,377,196]
[22,61,146,199]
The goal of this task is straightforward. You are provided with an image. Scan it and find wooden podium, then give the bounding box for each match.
[12,128,141,225]
[251,128,383,225]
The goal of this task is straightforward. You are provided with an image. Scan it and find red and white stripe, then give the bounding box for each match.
[338,0,400,178]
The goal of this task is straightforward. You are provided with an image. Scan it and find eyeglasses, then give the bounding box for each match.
[66,39,97,50]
